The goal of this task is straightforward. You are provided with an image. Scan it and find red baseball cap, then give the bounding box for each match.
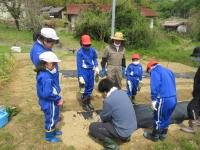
[132,54,140,59]
[81,35,91,45]
[146,60,159,72]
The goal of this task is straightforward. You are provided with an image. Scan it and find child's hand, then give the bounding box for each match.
[58,99,63,106]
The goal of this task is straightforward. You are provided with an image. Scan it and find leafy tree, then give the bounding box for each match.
[0,0,22,30]
[115,2,154,49]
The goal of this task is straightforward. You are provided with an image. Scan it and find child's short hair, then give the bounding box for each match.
[34,60,46,73]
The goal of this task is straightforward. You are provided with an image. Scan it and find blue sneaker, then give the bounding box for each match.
[54,130,62,136]
[45,131,61,143]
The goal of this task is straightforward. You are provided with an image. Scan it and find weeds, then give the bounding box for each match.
[0,52,15,81]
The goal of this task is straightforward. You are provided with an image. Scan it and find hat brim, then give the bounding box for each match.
[41,58,61,63]
[111,37,125,41]
[52,37,59,41]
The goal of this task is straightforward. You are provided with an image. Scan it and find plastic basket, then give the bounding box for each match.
[0,107,8,128]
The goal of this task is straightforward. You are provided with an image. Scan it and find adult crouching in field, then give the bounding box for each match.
[143,60,177,142]
[76,34,99,112]
[35,51,63,142]
[100,32,126,89]
[181,52,200,133]
[89,78,137,150]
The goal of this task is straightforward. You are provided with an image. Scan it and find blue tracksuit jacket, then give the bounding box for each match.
[76,47,98,97]
[37,70,61,131]
[30,41,60,93]
[150,65,177,130]
[126,63,143,96]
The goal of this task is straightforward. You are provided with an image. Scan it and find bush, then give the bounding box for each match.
[75,1,154,49]
[115,3,155,49]
[189,12,200,41]
[0,52,15,81]
[75,10,110,41]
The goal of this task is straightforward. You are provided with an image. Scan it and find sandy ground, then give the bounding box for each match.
[0,53,197,150]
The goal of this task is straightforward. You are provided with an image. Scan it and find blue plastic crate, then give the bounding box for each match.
[0,109,8,128]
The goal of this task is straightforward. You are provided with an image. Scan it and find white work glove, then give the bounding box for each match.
[95,67,99,75]
[79,76,85,84]
[151,101,157,111]
[139,80,144,85]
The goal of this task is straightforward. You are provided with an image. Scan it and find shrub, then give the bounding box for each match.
[75,10,110,41]
[115,3,155,49]
[0,52,15,81]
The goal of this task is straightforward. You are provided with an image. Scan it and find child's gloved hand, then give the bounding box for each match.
[151,101,157,111]
[95,67,99,75]
[122,67,126,78]
[79,76,85,84]
[100,68,106,77]
[58,99,63,106]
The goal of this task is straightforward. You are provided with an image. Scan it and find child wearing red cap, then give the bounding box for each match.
[126,54,143,103]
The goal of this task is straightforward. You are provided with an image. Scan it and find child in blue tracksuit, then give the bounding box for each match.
[30,28,60,92]
[77,34,99,112]
[126,54,143,103]
[143,60,177,142]
[36,51,63,143]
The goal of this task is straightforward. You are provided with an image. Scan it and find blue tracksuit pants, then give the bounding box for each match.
[40,101,59,131]
[154,97,177,130]
[81,69,94,97]
[126,78,139,97]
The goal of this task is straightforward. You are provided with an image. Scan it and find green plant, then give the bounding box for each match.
[75,10,110,41]
[115,2,155,49]
[0,52,15,81]
[5,106,20,120]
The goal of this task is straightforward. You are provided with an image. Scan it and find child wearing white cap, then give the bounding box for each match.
[35,51,63,143]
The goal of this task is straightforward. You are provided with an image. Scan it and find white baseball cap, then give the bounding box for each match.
[40,27,59,41]
[39,51,61,63]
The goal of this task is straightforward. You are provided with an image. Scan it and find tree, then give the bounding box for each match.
[23,0,42,32]
[0,0,22,30]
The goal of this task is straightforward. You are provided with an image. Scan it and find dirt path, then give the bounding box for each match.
[0,52,197,150]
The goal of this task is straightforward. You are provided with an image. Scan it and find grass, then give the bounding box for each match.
[126,33,200,67]
[154,130,200,150]
[0,129,15,150]
[0,23,32,45]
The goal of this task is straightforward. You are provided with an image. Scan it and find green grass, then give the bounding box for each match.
[126,34,200,67]
[0,44,31,53]
[0,23,32,45]
[154,130,200,150]
[0,129,15,150]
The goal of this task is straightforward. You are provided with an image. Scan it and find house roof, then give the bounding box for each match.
[162,21,184,27]
[66,4,111,15]
[100,4,112,12]
[49,7,65,14]
[66,4,93,15]
[140,6,158,17]
[40,6,53,12]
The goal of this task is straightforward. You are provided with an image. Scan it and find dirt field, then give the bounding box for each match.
[0,52,197,150]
